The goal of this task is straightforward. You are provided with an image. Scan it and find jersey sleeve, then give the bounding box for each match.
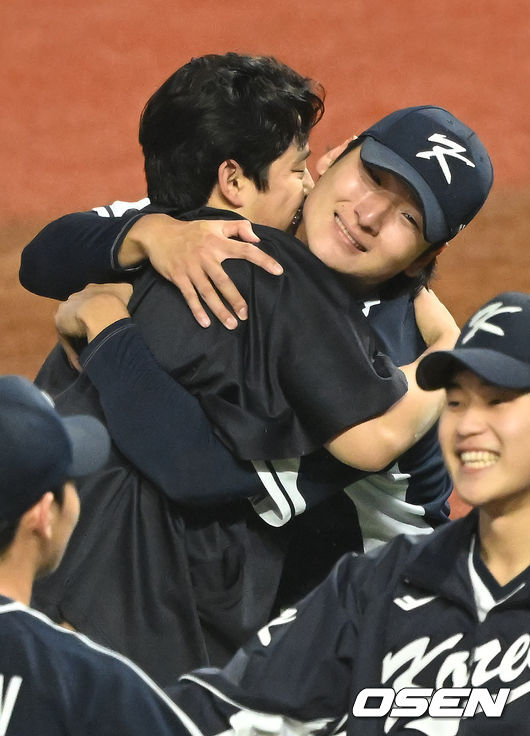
[78,319,261,504]
[167,554,361,735]
[128,225,408,460]
[0,601,198,736]
[19,209,146,300]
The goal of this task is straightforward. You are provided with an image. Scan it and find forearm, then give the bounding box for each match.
[19,210,144,299]
[80,321,258,503]
[326,330,456,472]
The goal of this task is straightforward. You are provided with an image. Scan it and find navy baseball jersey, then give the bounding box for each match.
[169,511,530,735]
[0,596,194,735]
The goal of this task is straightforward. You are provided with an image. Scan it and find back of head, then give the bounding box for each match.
[139,52,324,210]
[417,292,530,391]
[0,376,110,522]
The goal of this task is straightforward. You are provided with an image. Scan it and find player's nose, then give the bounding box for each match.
[355,190,393,234]
[455,403,490,438]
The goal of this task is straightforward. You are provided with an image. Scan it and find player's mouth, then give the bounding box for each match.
[334,214,367,252]
[458,450,499,469]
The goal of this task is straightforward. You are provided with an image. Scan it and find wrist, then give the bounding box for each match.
[118,213,176,267]
[78,294,130,341]
[118,214,154,267]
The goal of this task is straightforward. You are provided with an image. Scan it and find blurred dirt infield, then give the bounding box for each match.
[2,0,529,518]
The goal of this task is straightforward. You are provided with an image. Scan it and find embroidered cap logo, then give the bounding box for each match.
[416,133,476,184]
[462,301,523,345]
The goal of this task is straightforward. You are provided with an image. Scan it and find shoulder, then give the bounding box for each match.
[336,519,469,601]
[0,601,150,686]
[0,601,192,733]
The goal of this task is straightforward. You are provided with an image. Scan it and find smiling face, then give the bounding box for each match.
[301,144,434,288]
[439,370,530,515]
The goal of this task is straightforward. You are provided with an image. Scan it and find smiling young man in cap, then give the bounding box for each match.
[167,292,530,735]
[21,101,493,685]
[0,375,199,735]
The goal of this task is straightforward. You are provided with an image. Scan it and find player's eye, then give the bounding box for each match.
[402,211,420,230]
[445,389,464,409]
[488,392,518,406]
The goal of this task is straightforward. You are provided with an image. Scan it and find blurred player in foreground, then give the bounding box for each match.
[0,376,191,734]
[166,291,530,735]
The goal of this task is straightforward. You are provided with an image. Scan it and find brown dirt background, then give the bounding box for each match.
[1,0,529,518]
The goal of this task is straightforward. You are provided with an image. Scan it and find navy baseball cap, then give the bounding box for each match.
[417,292,530,391]
[358,105,493,244]
[0,376,110,521]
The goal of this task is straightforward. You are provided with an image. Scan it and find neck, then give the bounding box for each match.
[0,550,36,606]
[206,192,242,218]
[478,501,530,585]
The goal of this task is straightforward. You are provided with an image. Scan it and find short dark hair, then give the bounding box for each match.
[0,485,65,557]
[139,53,325,210]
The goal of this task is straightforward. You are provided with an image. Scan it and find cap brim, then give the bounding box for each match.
[360,137,448,243]
[417,348,530,391]
[62,415,110,477]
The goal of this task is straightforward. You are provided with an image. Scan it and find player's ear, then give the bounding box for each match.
[23,492,55,541]
[403,244,446,277]
[217,159,249,208]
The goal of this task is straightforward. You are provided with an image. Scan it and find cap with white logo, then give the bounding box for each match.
[416,292,530,391]
[358,105,494,244]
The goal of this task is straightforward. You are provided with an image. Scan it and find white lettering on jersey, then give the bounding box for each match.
[380,633,530,733]
[361,300,381,317]
[461,301,523,344]
[393,594,437,611]
[416,134,475,184]
[257,608,297,647]
[0,675,22,736]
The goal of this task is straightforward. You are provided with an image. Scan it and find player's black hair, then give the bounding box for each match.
[0,485,65,557]
[332,139,440,300]
[139,53,325,210]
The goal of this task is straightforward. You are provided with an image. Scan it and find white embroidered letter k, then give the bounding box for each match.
[416,134,475,184]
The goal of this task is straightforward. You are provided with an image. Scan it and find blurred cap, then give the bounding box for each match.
[0,375,110,520]
[417,292,530,391]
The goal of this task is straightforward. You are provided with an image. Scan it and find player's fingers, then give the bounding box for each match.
[205,262,248,321]
[175,273,240,330]
[171,275,212,329]
[222,219,261,244]
[315,138,354,176]
[57,334,82,373]
[193,273,239,329]
[221,241,283,276]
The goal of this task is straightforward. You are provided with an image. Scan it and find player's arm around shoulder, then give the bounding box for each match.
[327,289,459,472]
[19,208,145,300]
